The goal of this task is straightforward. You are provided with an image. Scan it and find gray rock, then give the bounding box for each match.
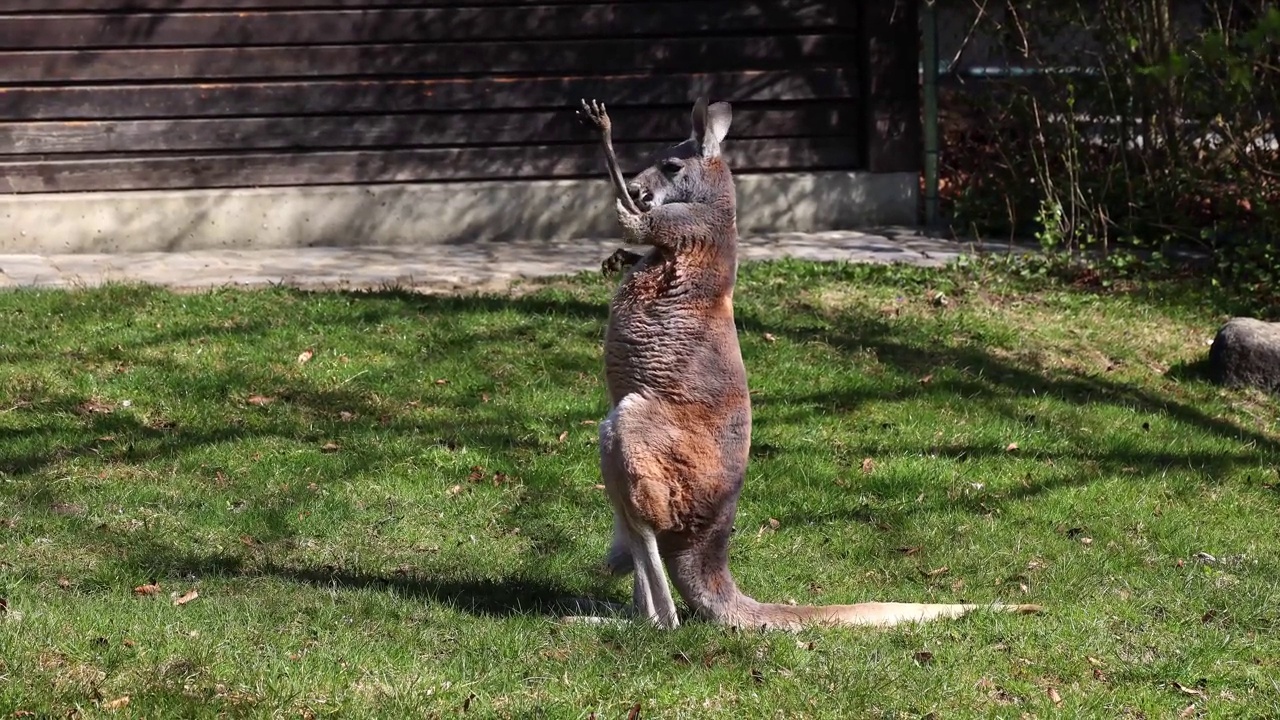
[1209,317,1280,392]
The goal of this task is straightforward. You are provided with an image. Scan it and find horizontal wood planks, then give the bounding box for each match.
[0,139,859,193]
[0,4,856,48]
[0,2,867,194]
[0,36,851,83]
[1,104,860,154]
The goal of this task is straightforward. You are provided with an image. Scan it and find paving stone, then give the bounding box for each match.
[0,230,992,293]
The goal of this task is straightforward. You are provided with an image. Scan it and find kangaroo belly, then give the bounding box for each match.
[601,392,750,539]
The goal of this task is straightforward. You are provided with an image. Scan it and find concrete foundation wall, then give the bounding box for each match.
[1,171,918,254]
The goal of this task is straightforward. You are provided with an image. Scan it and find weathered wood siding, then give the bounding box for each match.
[0,1,907,195]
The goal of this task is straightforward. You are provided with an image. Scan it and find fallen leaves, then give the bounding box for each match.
[74,398,116,416]
[101,696,130,711]
[246,394,275,406]
[297,349,314,364]
[133,582,160,596]
[173,589,199,606]
[320,441,340,453]
[1172,681,1206,697]
[913,650,935,665]
[924,566,950,579]
[1005,442,1020,452]
[1047,686,1063,706]
[860,457,875,473]
[762,332,777,343]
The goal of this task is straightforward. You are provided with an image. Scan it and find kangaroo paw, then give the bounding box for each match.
[602,249,645,276]
[576,98,611,134]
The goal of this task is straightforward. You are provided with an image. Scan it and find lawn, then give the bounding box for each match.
[1,259,1277,719]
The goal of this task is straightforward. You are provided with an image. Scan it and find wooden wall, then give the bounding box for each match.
[0,1,910,195]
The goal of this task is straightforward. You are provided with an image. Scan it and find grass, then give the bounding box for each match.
[1,258,1278,719]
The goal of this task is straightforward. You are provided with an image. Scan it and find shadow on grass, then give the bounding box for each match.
[4,274,1278,619]
[6,279,1277,493]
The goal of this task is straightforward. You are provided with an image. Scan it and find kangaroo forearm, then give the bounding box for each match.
[598,132,642,215]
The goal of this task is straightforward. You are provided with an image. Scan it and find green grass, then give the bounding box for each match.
[1,259,1278,719]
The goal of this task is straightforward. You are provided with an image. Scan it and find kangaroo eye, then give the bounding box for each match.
[661,160,683,174]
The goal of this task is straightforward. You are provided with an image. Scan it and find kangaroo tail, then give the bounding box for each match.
[720,596,1043,631]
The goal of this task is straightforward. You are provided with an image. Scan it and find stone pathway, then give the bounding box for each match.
[0,229,1007,293]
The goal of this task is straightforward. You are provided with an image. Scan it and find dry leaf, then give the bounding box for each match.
[1173,682,1205,697]
[57,577,71,589]
[768,518,781,530]
[925,566,950,578]
[297,349,314,364]
[434,378,449,385]
[861,457,875,473]
[1079,537,1093,545]
[750,667,765,684]
[102,696,130,711]
[320,441,340,453]
[173,589,199,606]
[1179,704,1197,719]
[247,394,274,406]
[491,472,508,485]
[468,465,486,482]
[1006,442,1020,452]
[897,545,923,556]
[627,703,642,720]
[239,535,256,547]
[447,484,464,496]
[75,399,115,415]
[1047,687,1063,705]
[580,419,597,425]
[593,484,606,490]
[918,373,934,385]
[338,410,355,422]
[133,582,160,596]
[913,651,934,665]
[762,333,777,343]
[557,431,569,443]
[951,578,966,592]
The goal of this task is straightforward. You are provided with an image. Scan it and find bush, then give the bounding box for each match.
[937,0,1279,294]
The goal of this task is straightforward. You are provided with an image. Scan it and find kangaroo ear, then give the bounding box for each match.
[690,97,731,158]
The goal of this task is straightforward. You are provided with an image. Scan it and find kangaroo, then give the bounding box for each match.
[567,97,1042,630]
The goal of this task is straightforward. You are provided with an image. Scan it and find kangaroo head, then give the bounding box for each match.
[626,97,734,211]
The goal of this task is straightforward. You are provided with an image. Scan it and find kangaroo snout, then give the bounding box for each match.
[627,182,654,211]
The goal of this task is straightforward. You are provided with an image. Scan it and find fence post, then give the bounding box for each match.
[860,0,923,185]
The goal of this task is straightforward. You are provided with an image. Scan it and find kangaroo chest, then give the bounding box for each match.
[603,258,746,404]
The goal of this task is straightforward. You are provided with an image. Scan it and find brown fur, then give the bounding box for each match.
[567,97,1043,631]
